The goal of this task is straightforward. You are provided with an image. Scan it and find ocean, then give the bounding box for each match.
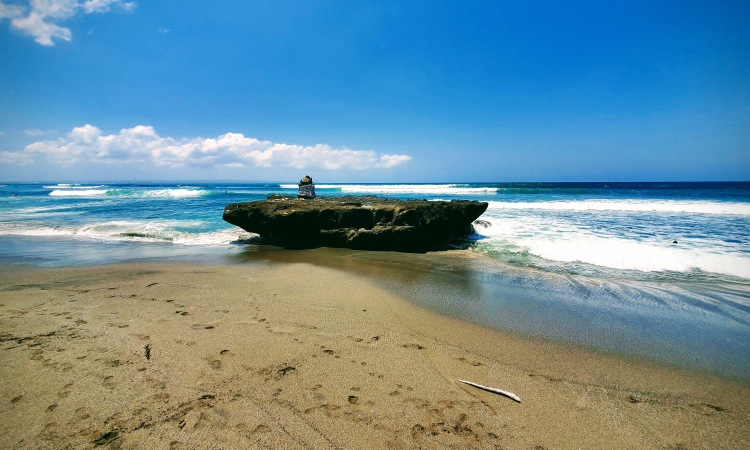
[1,181,749,379]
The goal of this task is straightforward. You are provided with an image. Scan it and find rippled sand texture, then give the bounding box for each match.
[1,262,748,449]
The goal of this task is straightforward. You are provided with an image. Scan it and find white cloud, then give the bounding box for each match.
[16,124,412,171]
[0,0,135,46]
[378,154,413,168]
[80,0,134,13]
[29,0,77,19]
[0,2,24,18]
[0,150,34,165]
[68,123,100,142]
[11,10,71,45]
[24,128,48,136]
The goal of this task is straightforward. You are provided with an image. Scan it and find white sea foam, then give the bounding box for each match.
[49,189,109,197]
[47,188,208,198]
[535,236,747,277]
[278,184,499,195]
[0,226,73,237]
[44,184,104,189]
[140,188,206,198]
[0,220,250,247]
[9,210,83,219]
[486,200,750,216]
[9,207,75,217]
[13,205,73,214]
[474,217,750,279]
[173,230,258,246]
[7,201,115,219]
[74,220,203,239]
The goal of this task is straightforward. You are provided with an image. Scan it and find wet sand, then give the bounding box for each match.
[1,259,748,449]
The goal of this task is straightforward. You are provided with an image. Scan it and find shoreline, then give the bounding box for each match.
[3,240,750,379]
[1,260,748,448]
[5,233,748,381]
[232,246,750,382]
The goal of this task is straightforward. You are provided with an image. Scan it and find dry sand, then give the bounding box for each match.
[0,260,748,449]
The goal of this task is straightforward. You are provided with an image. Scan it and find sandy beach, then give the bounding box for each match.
[1,257,748,449]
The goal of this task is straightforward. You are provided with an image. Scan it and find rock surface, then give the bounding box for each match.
[223,195,488,250]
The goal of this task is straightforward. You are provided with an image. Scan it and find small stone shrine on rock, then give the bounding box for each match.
[298,175,316,199]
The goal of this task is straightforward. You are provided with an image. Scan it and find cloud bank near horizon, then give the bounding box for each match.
[0,0,135,46]
[2,124,411,172]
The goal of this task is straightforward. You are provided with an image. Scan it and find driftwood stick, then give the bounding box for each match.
[458,379,521,403]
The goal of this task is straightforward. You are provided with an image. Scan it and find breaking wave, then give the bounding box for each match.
[473,216,750,280]
[0,220,255,246]
[47,187,209,198]
[487,200,750,216]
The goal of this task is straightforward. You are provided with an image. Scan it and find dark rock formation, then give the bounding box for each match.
[223,195,488,251]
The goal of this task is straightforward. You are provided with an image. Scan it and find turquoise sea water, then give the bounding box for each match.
[1,181,749,379]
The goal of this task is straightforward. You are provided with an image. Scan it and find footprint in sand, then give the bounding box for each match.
[74,406,91,420]
[104,359,121,368]
[38,422,59,441]
[250,424,271,435]
[207,359,222,370]
[458,357,483,366]
[347,335,381,344]
[178,410,203,432]
[57,383,74,398]
[151,393,170,402]
[92,430,120,447]
[401,343,425,350]
[304,404,341,415]
[689,402,727,414]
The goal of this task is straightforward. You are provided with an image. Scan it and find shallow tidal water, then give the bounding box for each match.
[233,246,750,382]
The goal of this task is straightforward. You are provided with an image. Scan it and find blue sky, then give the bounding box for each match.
[1,0,748,182]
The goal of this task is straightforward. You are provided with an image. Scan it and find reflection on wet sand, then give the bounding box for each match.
[233,245,750,380]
